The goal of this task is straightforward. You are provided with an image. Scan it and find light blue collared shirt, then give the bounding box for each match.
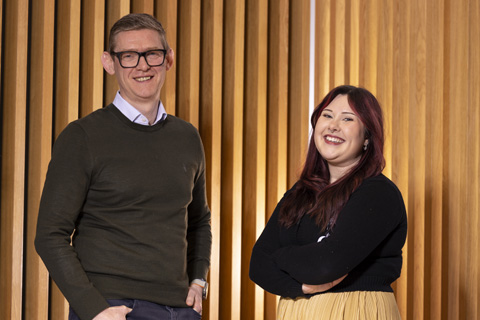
[112,91,167,126]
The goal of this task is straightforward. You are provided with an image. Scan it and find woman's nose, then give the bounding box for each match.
[328,120,339,133]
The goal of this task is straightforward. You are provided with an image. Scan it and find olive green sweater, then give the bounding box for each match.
[35,104,212,320]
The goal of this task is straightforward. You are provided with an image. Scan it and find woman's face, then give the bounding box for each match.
[314,94,368,176]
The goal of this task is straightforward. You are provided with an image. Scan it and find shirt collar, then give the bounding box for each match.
[112,91,167,126]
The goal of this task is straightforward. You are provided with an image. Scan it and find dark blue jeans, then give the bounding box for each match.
[69,299,202,320]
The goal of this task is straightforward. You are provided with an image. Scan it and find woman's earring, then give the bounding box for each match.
[363,143,368,151]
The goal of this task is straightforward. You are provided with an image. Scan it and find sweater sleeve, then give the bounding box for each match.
[186,130,212,281]
[272,178,407,285]
[35,123,109,320]
[249,187,305,298]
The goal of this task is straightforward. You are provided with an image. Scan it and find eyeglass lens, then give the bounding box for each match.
[118,50,165,68]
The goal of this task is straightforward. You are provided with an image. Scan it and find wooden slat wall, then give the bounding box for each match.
[25,2,54,320]
[1,0,29,319]
[313,1,480,320]
[0,0,479,319]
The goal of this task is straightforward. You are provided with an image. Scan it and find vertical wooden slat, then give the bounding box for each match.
[288,0,310,186]
[55,0,81,137]
[104,0,130,106]
[241,1,268,319]
[376,0,393,178]
[176,1,201,128]
[219,1,245,319]
[25,1,55,319]
[0,0,28,319]
[265,0,289,319]
[314,0,331,104]
[131,0,154,14]
[332,0,345,86]
[358,0,378,91]
[466,2,480,319]
[199,1,223,319]
[2,1,480,320]
[470,4,480,320]
[448,0,469,318]
[408,1,427,319]
[0,0,2,92]
[425,0,446,319]
[51,2,82,317]
[156,0,178,115]
[347,0,359,85]
[80,0,105,117]
[391,0,410,318]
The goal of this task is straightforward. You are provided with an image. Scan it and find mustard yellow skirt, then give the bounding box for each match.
[277,291,401,320]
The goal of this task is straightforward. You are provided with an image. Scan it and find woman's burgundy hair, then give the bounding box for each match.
[278,85,385,230]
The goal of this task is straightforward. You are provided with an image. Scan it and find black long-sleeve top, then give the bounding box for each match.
[249,174,407,298]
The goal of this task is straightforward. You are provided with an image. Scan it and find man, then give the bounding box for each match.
[35,13,211,320]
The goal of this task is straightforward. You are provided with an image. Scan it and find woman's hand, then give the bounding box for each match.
[302,274,348,294]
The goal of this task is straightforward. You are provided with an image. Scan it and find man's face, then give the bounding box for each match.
[102,29,174,107]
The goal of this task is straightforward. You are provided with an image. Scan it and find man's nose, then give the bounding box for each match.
[136,55,150,69]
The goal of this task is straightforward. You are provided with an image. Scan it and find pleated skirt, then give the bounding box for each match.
[277,291,401,320]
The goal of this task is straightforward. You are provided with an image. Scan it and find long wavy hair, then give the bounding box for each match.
[279,85,385,230]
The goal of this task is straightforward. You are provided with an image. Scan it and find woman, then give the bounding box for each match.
[249,85,407,319]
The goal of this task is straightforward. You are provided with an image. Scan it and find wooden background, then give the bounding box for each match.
[1,0,479,319]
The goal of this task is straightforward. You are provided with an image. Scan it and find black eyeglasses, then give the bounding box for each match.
[111,49,167,68]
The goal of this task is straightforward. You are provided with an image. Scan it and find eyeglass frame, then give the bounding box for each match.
[110,49,168,68]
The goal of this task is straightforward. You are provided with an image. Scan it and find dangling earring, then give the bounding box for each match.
[363,143,368,151]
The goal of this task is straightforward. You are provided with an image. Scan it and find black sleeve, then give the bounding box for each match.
[34,123,109,320]
[272,178,407,285]
[186,130,212,281]
[249,187,305,298]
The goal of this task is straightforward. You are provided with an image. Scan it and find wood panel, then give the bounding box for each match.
[358,0,379,90]
[1,1,480,319]
[465,0,480,315]
[132,0,154,14]
[0,0,2,98]
[0,0,28,319]
[51,2,82,318]
[409,1,427,319]
[25,1,55,319]
[156,0,178,115]
[55,0,81,137]
[219,1,245,319]
[288,0,310,186]
[376,0,393,178]
[104,0,130,106]
[467,4,480,320]
[391,0,411,317]
[176,0,201,127]
[199,0,223,319]
[241,1,268,319]
[425,0,446,318]
[314,0,331,103]
[265,0,289,319]
[347,0,360,86]
[332,0,346,86]
[448,0,469,318]
[80,0,105,117]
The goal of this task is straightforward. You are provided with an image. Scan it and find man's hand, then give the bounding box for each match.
[302,274,348,294]
[186,283,203,315]
[92,306,132,320]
